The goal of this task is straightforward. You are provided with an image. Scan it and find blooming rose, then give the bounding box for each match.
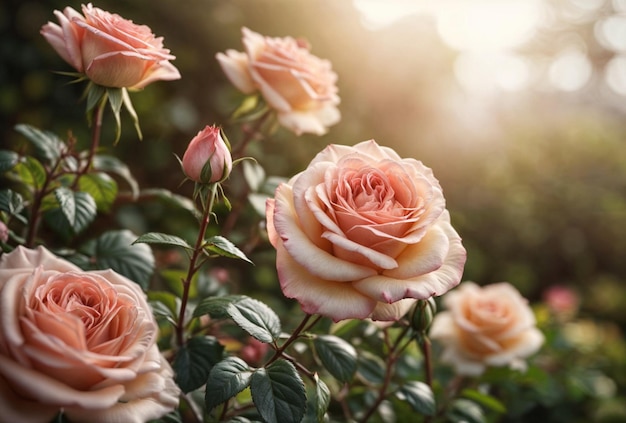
[41,3,180,89]
[0,246,179,423]
[216,27,340,136]
[430,282,544,376]
[182,125,232,183]
[266,140,466,322]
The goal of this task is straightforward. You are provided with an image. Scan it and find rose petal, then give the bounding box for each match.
[370,298,416,321]
[275,244,376,321]
[0,375,58,423]
[216,50,256,94]
[273,184,377,281]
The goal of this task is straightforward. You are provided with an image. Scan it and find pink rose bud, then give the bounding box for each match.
[182,125,232,183]
[0,221,8,243]
[40,4,180,89]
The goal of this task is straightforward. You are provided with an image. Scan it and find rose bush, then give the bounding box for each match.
[266,140,466,321]
[40,3,180,89]
[216,27,340,135]
[0,246,179,423]
[182,125,233,183]
[430,282,544,376]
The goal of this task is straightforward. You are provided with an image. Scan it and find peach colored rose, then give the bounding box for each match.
[430,282,544,376]
[266,140,466,322]
[41,3,180,89]
[0,246,179,423]
[182,125,232,183]
[216,27,340,136]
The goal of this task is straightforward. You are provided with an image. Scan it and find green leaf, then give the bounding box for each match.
[148,290,180,325]
[92,154,139,198]
[313,335,357,383]
[14,156,47,190]
[14,124,65,164]
[85,82,106,113]
[173,336,224,393]
[73,230,155,290]
[250,359,306,423]
[242,160,265,192]
[193,295,247,319]
[0,189,25,216]
[313,374,330,423]
[227,297,281,343]
[0,150,19,173]
[205,235,252,264]
[447,399,486,423]
[107,87,124,144]
[47,188,97,235]
[357,351,386,385]
[133,232,193,250]
[122,88,142,140]
[205,357,253,411]
[396,381,435,416]
[78,172,118,212]
[460,388,506,414]
[140,188,198,218]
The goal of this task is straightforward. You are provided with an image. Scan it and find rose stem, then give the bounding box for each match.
[357,325,411,423]
[176,183,218,347]
[421,334,434,423]
[266,313,314,366]
[221,111,271,237]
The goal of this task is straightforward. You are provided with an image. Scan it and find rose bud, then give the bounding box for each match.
[182,126,232,184]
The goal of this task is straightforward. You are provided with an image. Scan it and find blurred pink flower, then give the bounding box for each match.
[217,27,340,135]
[430,282,544,376]
[41,3,180,89]
[0,221,8,243]
[266,140,466,322]
[543,285,579,318]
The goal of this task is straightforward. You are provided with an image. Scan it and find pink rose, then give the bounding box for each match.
[430,282,544,376]
[0,246,179,423]
[181,125,233,183]
[266,140,466,322]
[41,3,180,89]
[216,27,340,136]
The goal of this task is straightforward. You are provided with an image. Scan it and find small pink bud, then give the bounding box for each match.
[182,126,232,183]
[0,221,8,243]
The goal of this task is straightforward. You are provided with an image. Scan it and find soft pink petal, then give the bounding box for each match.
[277,110,330,136]
[274,244,376,321]
[216,50,256,94]
[370,298,417,321]
[383,225,449,279]
[272,184,377,281]
[130,60,181,89]
[0,246,81,272]
[0,376,58,423]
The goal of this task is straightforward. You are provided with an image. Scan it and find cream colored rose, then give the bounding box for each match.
[430,282,544,376]
[0,246,179,423]
[216,27,340,136]
[40,3,180,89]
[266,140,466,322]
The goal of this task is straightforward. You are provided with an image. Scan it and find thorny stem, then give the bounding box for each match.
[357,325,412,423]
[421,334,434,423]
[176,183,219,347]
[266,313,314,366]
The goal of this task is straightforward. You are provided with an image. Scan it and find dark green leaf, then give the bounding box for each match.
[0,150,19,173]
[396,381,435,416]
[227,297,281,343]
[74,230,155,289]
[133,232,193,250]
[250,359,306,423]
[193,295,247,319]
[78,172,117,212]
[140,188,198,218]
[461,389,506,414]
[313,335,357,383]
[205,357,252,411]
[93,154,139,198]
[147,291,180,324]
[0,189,24,216]
[14,124,64,164]
[173,336,224,393]
[357,351,386,385]
[447,399,486,423]
[47,189,97,235]
[205,235,252,264]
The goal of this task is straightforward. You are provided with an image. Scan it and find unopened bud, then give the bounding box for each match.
[411,298,436,333]
[182,125,232,183]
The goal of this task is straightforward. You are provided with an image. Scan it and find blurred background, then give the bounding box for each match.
[2,0,626,420]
